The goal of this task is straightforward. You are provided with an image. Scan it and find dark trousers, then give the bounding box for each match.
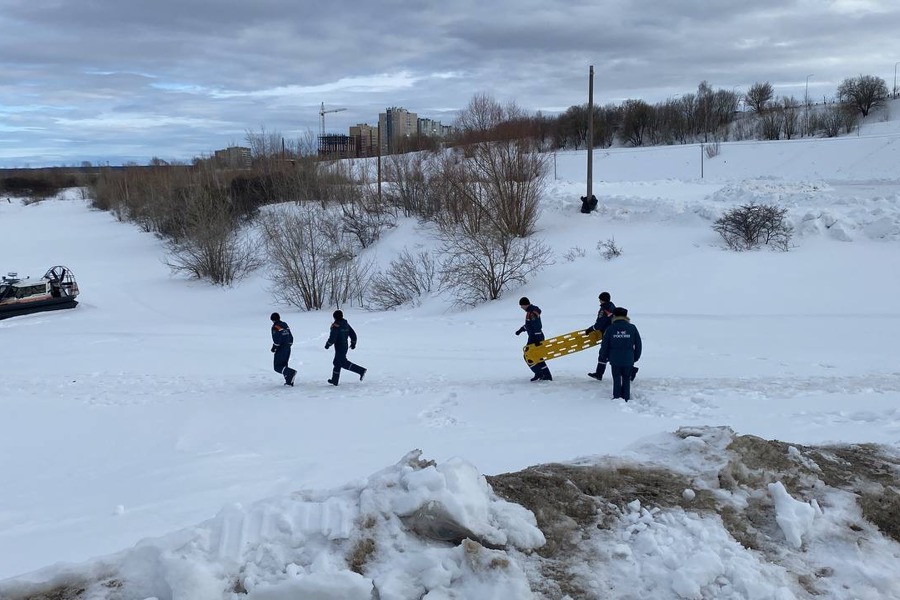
[274,345,293,382]
[611,365,632,400]
[274,345,291,374]
[331,348,364,383]
[526,333,551,378]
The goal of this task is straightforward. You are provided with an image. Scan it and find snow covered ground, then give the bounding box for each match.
[2,103,900,598]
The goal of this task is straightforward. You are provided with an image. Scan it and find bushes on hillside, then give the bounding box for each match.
[163,185,263,285]
[368,249,437,310]
[261,205,370,310]
[713,203,793,251]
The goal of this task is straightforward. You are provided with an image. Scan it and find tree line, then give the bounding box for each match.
[505,73,890,149]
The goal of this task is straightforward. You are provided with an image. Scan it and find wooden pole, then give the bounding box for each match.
[587,65,594,199]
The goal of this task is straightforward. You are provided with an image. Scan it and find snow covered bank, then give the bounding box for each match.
[3,427,900,599]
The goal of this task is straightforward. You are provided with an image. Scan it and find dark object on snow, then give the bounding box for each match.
[0,266,79,320]
[580,194,598,213]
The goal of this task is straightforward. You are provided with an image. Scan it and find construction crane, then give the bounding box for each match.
[319,102,347,138]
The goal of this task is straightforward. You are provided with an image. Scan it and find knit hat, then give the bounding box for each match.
[270,312,280,322]
[598,292,611,302]
[333,309,344,320]
[519,297,530,306]
[613,307,628,317]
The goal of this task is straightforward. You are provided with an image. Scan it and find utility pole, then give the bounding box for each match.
[586,65,594,200]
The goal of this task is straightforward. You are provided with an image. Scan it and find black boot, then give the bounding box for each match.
[349,363,367,381]
[588,362,607,380]
[327,369,340,386]
[542,368,553,381]
[284,368,297,386]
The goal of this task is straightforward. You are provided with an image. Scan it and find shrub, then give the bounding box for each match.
[713,203,793,251]
[261,205,368,310]
[438,94,549,238]
[597,238,622,260]
[340,199,396,249]
[563,246,586,262]
[368,249,437,309]
[438,225,552,306]
[164,186,263,285]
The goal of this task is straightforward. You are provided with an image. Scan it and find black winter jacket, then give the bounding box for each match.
[271,320,293,347]
[326,318,357,351]
[598,316,642,367]
[588,301,616,333]
[516,304,544,336]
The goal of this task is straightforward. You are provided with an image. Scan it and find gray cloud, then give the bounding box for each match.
[1,0,898,166]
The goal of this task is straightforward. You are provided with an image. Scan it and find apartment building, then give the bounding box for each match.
[349,123,378,157]
[378,107,418,154]
[213,146,251,168]
[417,118,453,138]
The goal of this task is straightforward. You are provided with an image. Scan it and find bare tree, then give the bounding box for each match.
[245,126,285,167]
[368,249,437,309]
[261,205,366,310]
[759,108,784,140]
[619,99,653,146]
[384,152,438,218]
[444,94,548,238]
[340,198,396,249]
[816,103,859,137]
[745,82,775,113]
[838,75,889,117]
[679,94,699,141]
[780,96,800,139]
[651,97,688,144]
[164,185,263,285]
[438,224,552,306]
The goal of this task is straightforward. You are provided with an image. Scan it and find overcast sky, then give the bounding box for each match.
[2,0,899,167]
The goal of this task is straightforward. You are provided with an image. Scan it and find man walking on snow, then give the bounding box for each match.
[516,297,552,381]
[325,310,367,386]
[270,312,297,386]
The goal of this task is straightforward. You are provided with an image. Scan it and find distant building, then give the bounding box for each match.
[417,118,453,138]
[318,134,357,158]
[349,123,379,157]
[213,146,251,168]
[379,107,418,154]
